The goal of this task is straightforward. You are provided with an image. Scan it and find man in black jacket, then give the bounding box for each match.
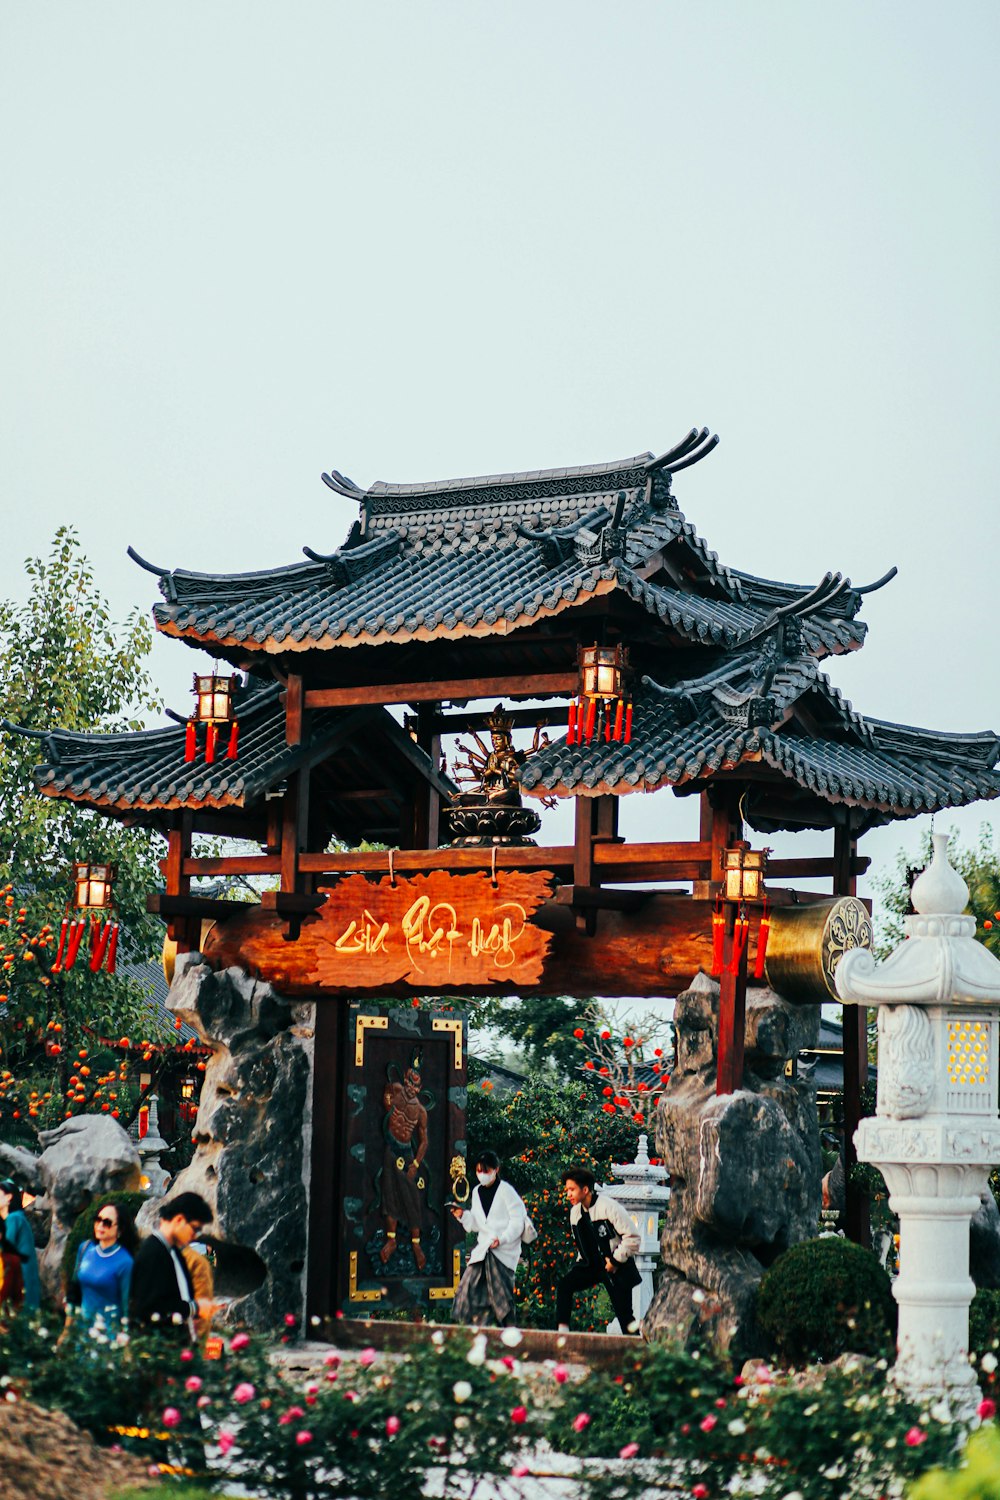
[129,1192,214,1340]
[556,1167,642,1335]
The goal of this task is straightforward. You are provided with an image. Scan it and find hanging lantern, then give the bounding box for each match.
[567,643,633,747]
[186,672,240,764]
[723,841,769,903]
[73,862,114,910]
[55,863,119,974]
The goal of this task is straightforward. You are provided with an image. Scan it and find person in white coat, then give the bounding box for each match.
[450,1151,528,1327]
[556,1166,642,1334]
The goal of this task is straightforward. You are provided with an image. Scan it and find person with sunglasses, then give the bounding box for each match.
[69,1201,136,1327]
[129,1192,215,1342]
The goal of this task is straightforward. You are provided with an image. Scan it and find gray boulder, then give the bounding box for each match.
[151,956,313,1328]
[971,1189,1000,1289]
[644,972,822,1359]
[1,1115,142,1302]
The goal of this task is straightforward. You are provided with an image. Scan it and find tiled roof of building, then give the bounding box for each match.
[519,655,1000,833]
[132,439,868,660]
[16,682,452,840]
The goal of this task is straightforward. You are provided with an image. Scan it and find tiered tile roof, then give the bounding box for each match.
[8,682,452,842]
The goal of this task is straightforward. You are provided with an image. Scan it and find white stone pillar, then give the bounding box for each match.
[836,833,1000,1418]
[601,1133,670,1334]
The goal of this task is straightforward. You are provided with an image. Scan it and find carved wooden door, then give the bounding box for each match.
[339,1005,468,1312]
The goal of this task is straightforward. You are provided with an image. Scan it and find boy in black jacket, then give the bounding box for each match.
[556,1167,641,1334]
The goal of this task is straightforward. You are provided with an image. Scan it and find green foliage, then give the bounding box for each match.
[909,1425,1000,1500]
[61,1189,148,1284]
[756,1236,895,1364]
[0,528,166,1142]
[970,1289,1000,1371]
[466,1066,643,1329]
[551,1332,732,1459]
[1,1310,993,1500]
[469,993,587,1075]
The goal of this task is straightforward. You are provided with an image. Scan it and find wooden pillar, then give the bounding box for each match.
[306,999,348,1320]
[834,818,870,1247]
[165,812,194,952]
[410,704,441,850]
[716,901,748,1095]
[280,770,310,895]
[707,787,746,1093]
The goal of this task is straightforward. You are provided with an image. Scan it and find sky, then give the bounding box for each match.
[2,1,999,921]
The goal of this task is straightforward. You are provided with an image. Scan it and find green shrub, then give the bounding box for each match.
[61,1189,147,1288]
[970,1288,1000,1367]
[756,1236,895,1364]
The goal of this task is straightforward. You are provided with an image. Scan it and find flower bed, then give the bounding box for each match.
[1,1309,998,1499]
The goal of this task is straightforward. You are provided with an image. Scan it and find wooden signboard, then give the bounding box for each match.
[305,870,553,992]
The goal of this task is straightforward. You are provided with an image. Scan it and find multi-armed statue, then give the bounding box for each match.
[836,833,1000,1415]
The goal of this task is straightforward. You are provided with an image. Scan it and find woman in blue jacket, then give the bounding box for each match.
[70,1200,135,1327]
[0,1179,40,1311]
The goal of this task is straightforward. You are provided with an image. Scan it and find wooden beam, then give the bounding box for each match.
[149,894,254,920]
[305,671,577,710]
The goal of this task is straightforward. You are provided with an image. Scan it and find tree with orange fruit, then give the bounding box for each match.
[0,529,167,1144]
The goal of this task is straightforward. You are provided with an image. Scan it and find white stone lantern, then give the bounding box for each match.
[601,1133,670,1335]
[836,832,1000,1416]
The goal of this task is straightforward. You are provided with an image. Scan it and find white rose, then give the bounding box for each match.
[467,1334,488,1367]
[982,1352,998,1374]
[500,1327,523,1347]
[453,1381,473,1404]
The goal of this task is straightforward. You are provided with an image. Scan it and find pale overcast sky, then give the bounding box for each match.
[2,2,998,907]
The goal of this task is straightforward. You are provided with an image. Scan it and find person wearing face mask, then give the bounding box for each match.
[450,1151,529,1327]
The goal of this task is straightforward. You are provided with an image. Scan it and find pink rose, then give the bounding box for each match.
[386,1415,401,1435]
[284,1313,297,1326]
[553,1364,568,1384]
[279,1406,305,1425]
[324,1352,340,1367]
[512,1465,530,1478]
[511,1406,528,1424]
[501,1356,515,1371]
[573,1412,590,1432]
[218,1430,235,1455]
[179,1348,194,1363]
[233,1383,256,1404]
[692,1487,709,1500]
[619,1442,640,1458]
[359,1347,377,1367]
[905,1427,927,1447]
[979,1397,997,1419]
[162,1407,181,1428]
[296,1431,313,1447]
[184,1376,202,1393]
[699,1415,717,1433]
[229,1333,250,1352]
[197,1396,211,1410]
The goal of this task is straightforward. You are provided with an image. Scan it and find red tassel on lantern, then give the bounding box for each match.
[710,903,724,977]
[604,706,612,742]
[623,702,633,744]
[184,720,197,762]
[105,922,119,974]
[52,917,69,973]
[754,906,771,980]
[227,720,239,760]
[727,914,750,975]
[205,722,217,764]
[612,699,624,741]
[89,922,111,972]
[567,701,578,745]
[64,920,86,972]
[583,698,596,744]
